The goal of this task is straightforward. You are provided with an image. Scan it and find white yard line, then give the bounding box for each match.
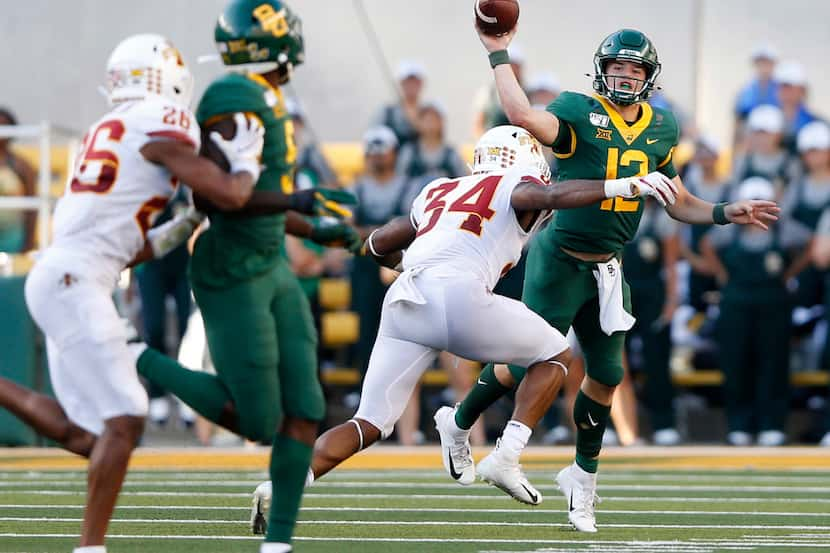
[3,480,830,493]
[1,504,828,517]
[17,490,830,503]
[1,533,829,548]
[2,471,828,483]
[2,516,829,530]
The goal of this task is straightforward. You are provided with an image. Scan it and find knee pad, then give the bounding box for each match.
[506,363,527,383]
[588,363,624,387]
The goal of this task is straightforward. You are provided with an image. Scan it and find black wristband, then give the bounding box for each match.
[488,49,510,68]
[712,202,730,225]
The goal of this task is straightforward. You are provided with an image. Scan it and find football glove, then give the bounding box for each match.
[290,188,358,219]
[209,113,265,182]
[309,220,363,253]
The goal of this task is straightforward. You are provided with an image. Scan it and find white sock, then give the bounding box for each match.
[449,407,471,443]
[572,462,598,485]
[260,543,292,553]
[305,467,315,487]
[498,420,532,463]
[73,547,106,553]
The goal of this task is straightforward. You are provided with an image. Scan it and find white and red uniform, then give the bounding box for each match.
[24,95,200,435]
[355,167,569,438]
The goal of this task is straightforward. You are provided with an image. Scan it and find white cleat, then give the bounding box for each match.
[556,464,599,532]
[434,406,475,485]
[477,443,543,506]
[251,480,272,535]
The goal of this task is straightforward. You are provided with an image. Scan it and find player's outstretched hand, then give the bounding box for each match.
[209,113,265,182]
[476,21,517,53]
[725,200,780,230]
[634,172,679,207]
[290,188,358,219]
[309,220,363,253]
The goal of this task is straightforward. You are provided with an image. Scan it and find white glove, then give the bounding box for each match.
[209,112,265,182]
[147,207,205,258]
[604,171,678,207]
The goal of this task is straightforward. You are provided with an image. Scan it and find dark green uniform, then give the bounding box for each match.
[622,202,677,431]
[508,91,679,387]
[787,178,830,307]
[682,166,728,312]
[190,72,324,439]
[709,220,810,435]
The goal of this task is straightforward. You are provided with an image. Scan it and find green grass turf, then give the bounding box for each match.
[0,468,829,552]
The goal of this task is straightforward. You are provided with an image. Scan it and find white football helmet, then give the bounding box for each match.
[106,34,194,108]
[472,125,551,183]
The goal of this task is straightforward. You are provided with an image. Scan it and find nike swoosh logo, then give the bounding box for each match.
[447,450,463,480]
[477,378,487,385]
[521,483,538,504]
[587,412,599,427]
[646,138,659,144]
[569,490,575,512]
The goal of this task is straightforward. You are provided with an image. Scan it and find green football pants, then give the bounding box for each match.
[193,259,325,442]
[507,237,630,387]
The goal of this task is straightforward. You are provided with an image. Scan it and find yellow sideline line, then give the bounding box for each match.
[2,446,830,471]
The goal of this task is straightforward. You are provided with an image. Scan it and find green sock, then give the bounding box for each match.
[454,363,510,430]
[573,390,611,473]
[265,434,313,544]
[136,347,231,424]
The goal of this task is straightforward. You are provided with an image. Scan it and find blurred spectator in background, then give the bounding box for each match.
[135,187,193,427]
[526,73,561,178]
[526,72,560,108]
[396,100,467,191]
[350,126,420,444]
[648,83,692,139]
[373,60,425,149]
[287,98,341,189]
[810,188,830,447]
[733,105,800,195]
[782,122,830,310]
[473,43,525,136]
[701,177,812,446]
[623,199,681,445]
[734,43,779,122]
[775,61,820,154]
[0,108,36,252]
[680,135,730,313]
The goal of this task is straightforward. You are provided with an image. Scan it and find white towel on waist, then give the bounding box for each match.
[591,258,635,336]
[386,266,427,305]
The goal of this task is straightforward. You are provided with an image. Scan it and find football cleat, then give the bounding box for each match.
[251,480,272,535]
[556,463,600,533]
[434,406,475,485]
[477,442,542,506]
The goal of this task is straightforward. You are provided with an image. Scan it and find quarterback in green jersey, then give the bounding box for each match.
[134,2,359,551]
[434,22,781,533]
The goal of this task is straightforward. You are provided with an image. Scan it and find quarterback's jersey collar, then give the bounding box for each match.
[593,94,653,146]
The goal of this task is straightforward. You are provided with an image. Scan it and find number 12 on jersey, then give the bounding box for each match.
[416,175,500,237]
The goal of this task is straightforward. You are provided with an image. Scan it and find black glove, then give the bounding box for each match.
[309,220,363,253]
[290,188,358,219]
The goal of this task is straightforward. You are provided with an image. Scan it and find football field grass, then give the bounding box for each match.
[0,447,829,552]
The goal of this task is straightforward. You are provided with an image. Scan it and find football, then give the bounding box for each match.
[200,115,237,172]
[474,0,519,36]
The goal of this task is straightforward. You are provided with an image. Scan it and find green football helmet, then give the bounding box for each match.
[215,0,304,83]
[592,29,661,105]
